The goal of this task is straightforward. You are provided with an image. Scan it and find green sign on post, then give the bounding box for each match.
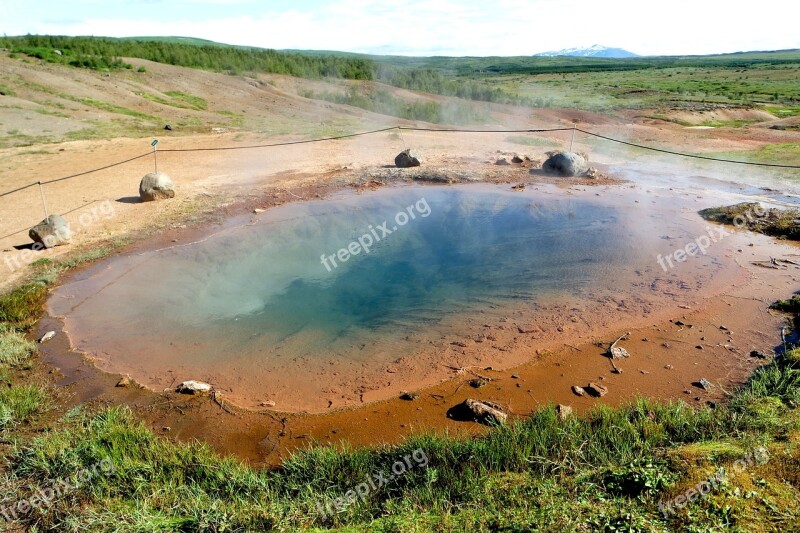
[151,139,159,172]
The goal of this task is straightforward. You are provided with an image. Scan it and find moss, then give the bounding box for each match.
[700,203,800,240]
[0,283,48,327]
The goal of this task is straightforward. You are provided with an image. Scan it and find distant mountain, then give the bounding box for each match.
[535,45,639,58]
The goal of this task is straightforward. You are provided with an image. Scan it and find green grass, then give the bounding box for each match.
[0,83,17,97]
[137,90,208,111]
[0,385,48,428]
[707,143,800,168]
[0,283,48,327]
[763,105,800,118]
[1,351,798,530]
[0,326,36,368]
[505,134,561,148]
[77,98,159,123]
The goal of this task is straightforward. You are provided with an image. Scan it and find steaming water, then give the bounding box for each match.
[50,184,720,406]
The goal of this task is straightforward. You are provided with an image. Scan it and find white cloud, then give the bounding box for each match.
[7,0,800,56]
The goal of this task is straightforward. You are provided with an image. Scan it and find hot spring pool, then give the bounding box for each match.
[49,184,730,411]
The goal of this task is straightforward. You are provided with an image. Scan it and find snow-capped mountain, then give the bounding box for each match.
[534,45,639,58]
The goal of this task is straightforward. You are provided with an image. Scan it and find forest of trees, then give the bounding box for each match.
[0,35,375,80]
[0,35,534,105]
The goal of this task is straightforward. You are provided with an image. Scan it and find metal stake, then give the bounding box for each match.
[569,125,576,152]
[37,181,49,219]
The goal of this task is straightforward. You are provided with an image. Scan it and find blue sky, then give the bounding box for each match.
[2,0,799,56]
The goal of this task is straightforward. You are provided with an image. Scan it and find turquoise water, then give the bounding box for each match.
[51,184,706,407]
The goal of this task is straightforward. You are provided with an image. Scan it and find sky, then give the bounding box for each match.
[2,0,799,57]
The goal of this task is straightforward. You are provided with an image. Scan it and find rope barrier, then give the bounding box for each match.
[1,125,798,200]
[577,129,800,169]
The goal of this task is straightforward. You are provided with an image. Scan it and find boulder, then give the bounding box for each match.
[139,172,175,201]
[395,149,421,168]
[176,380,212,394]
[542,152,587,177]
[29,215,72,248]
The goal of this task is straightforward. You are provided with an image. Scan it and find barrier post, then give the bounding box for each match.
[37,181,49,220]
[151,139,159,173]
[569,125,576,152]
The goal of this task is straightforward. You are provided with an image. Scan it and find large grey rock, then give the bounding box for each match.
[139,172,175,201]
[395,149,421,168]
[542,152,587,177]
[29,214,72,248]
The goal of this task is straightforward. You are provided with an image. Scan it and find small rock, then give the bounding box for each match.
[585,167,599,179]
[395,149,421,168]
[162,426,171,432]
[719,325,729,331]
[164,124,173,131]
[664,364,674,370]
[697,377,712,391]
[253,208,265,214]
[586,382,609,397]
[662,342,671,349]
[572,385,586,397]
[38,331,56,343]
[469,379,488,388]
[556,404,573,420]
[400,391,419,401]
[260,400,276,407]
[495,158,511,166]
[176,380,212,394]
[511,374,520,379]
[451,341,469,348]
[511,155,524,164]
[696,345,704,350]
[116,375,133,388]
[458,398,507,425]
[750,350,767,359]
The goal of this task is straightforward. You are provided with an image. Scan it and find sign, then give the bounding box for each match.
[151,139,159,147]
